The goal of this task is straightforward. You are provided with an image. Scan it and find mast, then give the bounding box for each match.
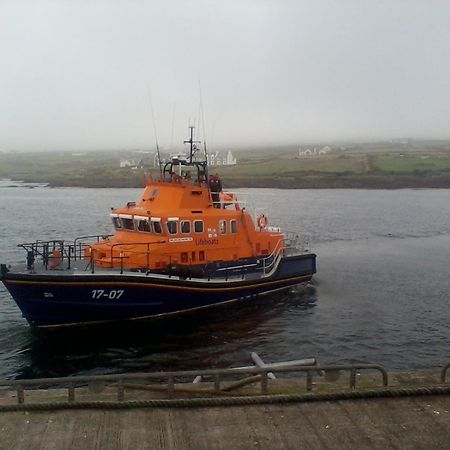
[148,89,163,177]
[184,126,201,164]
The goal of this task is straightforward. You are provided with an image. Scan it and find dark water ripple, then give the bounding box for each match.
[1,187,450,379]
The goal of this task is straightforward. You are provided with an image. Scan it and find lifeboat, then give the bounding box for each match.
[0,127,316,328]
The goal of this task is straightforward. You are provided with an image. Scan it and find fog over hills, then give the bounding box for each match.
[1,0,450,152]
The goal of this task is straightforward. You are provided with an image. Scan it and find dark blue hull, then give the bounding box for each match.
[1,254,316,328]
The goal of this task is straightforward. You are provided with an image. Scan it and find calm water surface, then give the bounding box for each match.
[0,186,449,379]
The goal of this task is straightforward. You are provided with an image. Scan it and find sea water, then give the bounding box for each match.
[0,186,449,379]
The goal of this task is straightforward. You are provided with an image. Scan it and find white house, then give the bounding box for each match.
[207,151,237,166]
[298,146,331,157]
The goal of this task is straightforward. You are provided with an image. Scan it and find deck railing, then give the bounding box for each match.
[211,191,247,210]
[0,363,389,405]
[18,235,113,271]
[16,230,309,280]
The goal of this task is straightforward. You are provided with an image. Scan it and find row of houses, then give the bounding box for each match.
[298,146,332,157]
[120,150,238,169]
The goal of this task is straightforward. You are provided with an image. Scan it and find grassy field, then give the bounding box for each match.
[370,153,450,174]
[218,155,368,177]
[2,140,450,188]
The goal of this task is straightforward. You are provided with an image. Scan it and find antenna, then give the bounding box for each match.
[148,89,163,177]
[198,81,208,164]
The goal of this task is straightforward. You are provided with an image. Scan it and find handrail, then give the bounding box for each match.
[206,239,284,278]
[19,240,70,270]
[18,238,114,271]
[104,241,165,273]
[264,238,285,261]
[214,191,246,210]
[283,231,299,248]
[260,239,285,275]
[74,234,113,248]
[108,241,166,259]
[0,363,388,404]
[262,251,283,277]
[284,231,310,254]
[16,232,306,278]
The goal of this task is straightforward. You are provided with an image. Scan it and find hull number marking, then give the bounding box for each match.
[91,290,124,300]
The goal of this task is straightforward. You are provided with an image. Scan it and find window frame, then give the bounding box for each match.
[193,220,204,233]
[180,220,191,234]
[121,218,135,231]
[219,219,227,235]
[166,220,178,235]
[137,219,152,233]
[112,217,122,229]
[153,221,162,234]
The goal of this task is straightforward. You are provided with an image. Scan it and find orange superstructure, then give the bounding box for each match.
[88,128,284,274]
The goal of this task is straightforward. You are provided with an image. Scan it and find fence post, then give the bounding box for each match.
[167,376,174,396]
[306,370,313,391]
[17,385,24,404]
[260,371,268,394]
[350,368,357,389]
[214,375,221,392]
[68,383,75,402]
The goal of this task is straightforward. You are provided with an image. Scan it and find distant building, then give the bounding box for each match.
[207,151,237,166]
[120,159,147,169]
[298,146,331,157]
[120,159,138,168]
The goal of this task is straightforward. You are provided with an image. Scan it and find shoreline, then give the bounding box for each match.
[6,174,450,189]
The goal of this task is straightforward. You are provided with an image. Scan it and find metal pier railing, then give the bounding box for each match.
[0,363,389,405]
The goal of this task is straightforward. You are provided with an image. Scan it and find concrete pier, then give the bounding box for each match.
[1,370,450,449]
[1,395,450,449]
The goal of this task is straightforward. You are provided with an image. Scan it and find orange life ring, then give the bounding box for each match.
[49,250,62,269]
[257,214,268,229]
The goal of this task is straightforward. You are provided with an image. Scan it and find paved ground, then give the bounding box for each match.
[1,395,450,449]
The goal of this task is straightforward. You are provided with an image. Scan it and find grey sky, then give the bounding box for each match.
[1,0,450,151]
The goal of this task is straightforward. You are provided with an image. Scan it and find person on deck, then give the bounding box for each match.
[214,173,222,192]
[209,173,222,208]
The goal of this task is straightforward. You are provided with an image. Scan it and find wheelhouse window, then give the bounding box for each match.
[112,217,122,229]
[219,220,227,234]
[121,218,135,230]
[194,220,204,233]
[137,219,151,232]
[181,220,191,234]
[230,219,237,234]
[167,220,178,235]
[153,221,162,234]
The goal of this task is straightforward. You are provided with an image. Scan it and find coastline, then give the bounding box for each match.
[5,174,450,189]
[3,141,450,189]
